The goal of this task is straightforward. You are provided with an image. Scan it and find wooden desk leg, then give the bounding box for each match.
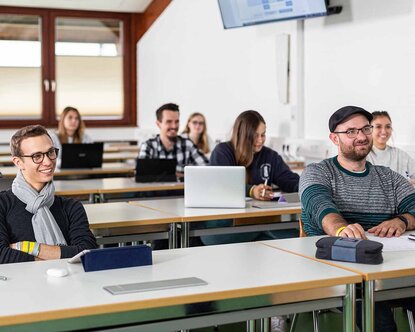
[343,283,356,332]
[181,223,189,248]
[363,280,374,332]
[169,222,177,249]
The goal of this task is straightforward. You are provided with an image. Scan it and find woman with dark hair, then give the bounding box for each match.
[210,110,299,199]
[201,110,299,244]
[182,112,213,155]
[204,110,299,332]
[367,111,415,180]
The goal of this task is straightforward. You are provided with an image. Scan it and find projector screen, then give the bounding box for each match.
[218,0,327,29]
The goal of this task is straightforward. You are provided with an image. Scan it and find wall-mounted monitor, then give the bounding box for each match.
[218,0,327,29]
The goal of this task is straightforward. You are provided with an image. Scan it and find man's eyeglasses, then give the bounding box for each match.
[19,148,59,164]
[191,121,205,126]
[333,125,373,139]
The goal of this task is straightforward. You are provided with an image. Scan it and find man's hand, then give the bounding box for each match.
[368,218,406,238]
[338,223,367,239]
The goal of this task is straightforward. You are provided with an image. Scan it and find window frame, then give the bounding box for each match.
[0,6,135,128]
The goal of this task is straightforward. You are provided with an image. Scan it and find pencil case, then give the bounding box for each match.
[315,237,383,265]
[81,245,153,272]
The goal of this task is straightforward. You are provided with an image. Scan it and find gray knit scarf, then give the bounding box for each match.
[12,171,67,245]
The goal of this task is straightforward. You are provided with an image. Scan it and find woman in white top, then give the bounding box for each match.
[367,111,415,179]
[181,112,213,156]
[50,106,92,167]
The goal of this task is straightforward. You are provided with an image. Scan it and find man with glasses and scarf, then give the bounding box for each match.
[0,125,97,264]
[300,105,415,332]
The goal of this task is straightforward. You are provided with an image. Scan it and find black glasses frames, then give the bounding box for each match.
[19,148,59,164]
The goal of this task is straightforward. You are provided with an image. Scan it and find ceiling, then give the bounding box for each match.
[0,0,154,13]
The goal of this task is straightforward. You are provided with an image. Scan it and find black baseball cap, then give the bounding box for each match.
[329,106,373,132]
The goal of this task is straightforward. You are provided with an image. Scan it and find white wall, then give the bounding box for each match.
[304,0,415,145]
[137,0,301,141]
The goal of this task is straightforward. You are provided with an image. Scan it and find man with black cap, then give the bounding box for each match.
[299,105,415,331]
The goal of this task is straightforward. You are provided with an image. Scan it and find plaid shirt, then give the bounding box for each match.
[138,135,209,172]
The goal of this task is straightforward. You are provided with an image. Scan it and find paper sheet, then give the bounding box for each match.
[366,234,415,252]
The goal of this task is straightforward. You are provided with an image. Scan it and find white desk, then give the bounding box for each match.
[0,242,360,332]
[0,163,135,179]
[133,198,301,248]
[261,235,415,332]
[84,202,181,247]
[54,177,183,202]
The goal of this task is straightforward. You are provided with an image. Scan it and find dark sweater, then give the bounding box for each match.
[0,190,97,264]
[210,142,299,195]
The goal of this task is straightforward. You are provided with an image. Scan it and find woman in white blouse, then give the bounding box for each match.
[367,111,415,180]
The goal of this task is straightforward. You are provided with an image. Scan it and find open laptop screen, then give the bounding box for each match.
[185,166,246,208]
[135,159,177,183]
[60,143,104,169]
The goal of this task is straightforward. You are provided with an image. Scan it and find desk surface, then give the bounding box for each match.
[262,235,415,281]
[84,202,181,228]
[0,163,135,178]
[132,197,301,222]
[0,242,360,329]
[54,177,183,196]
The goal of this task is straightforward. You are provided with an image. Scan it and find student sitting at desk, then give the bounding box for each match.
[182,112,213,156]
[300,105,415,332]
[0,125,97,264]
[50,106,93,151]
[139,103,209,178]
[211,110,299,198]
[49,106,93,168]
[202,110,299,244]
[367,110,415,181]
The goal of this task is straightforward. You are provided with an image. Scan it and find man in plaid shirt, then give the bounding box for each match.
[139,103,209,177]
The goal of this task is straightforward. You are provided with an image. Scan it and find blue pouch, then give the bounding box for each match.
[81,245,152,272]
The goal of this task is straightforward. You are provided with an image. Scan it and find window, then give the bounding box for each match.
[0,7,134,128]
[0,14,42,119]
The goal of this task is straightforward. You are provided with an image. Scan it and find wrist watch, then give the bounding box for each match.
[396,215,409,230]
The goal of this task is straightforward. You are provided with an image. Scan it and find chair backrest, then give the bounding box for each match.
[299,218,307,237]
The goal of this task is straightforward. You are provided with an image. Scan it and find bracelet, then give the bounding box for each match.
[249,185,256,198]
[396,215,409,230]
[15,241,40,257]
[335,226,347,237]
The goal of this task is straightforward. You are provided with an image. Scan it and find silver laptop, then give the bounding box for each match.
[184,166,246,208]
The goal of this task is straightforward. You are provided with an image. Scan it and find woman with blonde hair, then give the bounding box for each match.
[182,112,212,155]
[49,106,92,167]
[57,106,92,145]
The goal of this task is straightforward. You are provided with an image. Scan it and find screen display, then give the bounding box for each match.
[218,0,327,29]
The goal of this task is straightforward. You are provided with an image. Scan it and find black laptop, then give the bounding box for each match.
[135,159,177,182]
[60,143,104,169]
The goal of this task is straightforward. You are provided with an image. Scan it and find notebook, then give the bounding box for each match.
[135,159,177,182]
[184,166,246,208]
[60,143,104,169]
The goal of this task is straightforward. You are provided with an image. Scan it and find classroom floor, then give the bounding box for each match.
[192,308,411,331]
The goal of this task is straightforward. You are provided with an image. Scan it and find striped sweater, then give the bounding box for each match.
[299,156,415,236]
